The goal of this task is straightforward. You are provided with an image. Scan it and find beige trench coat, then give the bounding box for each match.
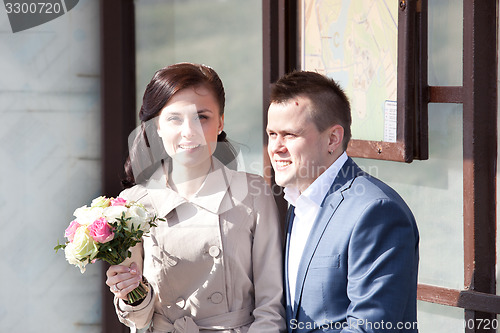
[114,160,286,333]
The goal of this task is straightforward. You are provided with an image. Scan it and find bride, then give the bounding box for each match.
[105,63,285,333]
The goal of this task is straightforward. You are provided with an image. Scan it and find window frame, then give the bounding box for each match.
[262,0,499,332]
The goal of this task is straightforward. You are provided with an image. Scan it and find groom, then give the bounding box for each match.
[266,71,419,332]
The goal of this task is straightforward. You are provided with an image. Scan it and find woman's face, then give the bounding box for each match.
[157,86,224,171]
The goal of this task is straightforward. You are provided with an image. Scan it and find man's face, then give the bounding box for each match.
[266,96,332,193]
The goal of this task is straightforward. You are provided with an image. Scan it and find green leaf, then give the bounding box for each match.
[54,240,67,253]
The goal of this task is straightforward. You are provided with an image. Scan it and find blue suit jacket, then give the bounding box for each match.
[285,157,419,333]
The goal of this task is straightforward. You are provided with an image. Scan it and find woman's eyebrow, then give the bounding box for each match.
[197,109,213,114]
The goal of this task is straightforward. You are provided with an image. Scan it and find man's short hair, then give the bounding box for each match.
[270,71,352,150]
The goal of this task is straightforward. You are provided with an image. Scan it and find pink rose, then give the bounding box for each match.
[65,220,81,242]
[110,197,127,206]
[87,217,114,243]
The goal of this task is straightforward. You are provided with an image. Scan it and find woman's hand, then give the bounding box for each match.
[106,262,142,301]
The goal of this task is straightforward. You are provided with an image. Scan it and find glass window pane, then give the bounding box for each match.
[428,0,463,86]
[417,301,464,332]
[353,103,464,290]
[135,0,263,174]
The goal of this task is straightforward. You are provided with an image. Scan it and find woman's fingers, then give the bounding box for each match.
[106,264,132,278]
[106,264,137,285]
[115,278,142,299]
[106,263,142,299]
[129,262,139,275]
[110,274,142,300]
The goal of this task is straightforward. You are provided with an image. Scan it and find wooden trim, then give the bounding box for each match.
[347,139,408,161]
[394,0,417,163]
[458,291,500,314]
[417,284,460,307]
[418,285,500,314]
[414,0,429,160]
[428,86,463,103]
[100,0,136,331]
[262,0,295,224]
[262,0,280,186]
[462,0,497,296]
[462,0,498,330]
[262,0,284,187]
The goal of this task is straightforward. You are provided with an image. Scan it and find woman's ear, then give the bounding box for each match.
[218,114,224,133]
[156,115,163,138]
[328,124,344,154]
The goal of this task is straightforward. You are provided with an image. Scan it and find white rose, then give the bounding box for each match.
[125,205,151,232]
[64,242,89,273]
[73,227,98,257]
[73,206,104,226]
[64,242,79,266]
[90,196,111,208]
[103,206,128,223]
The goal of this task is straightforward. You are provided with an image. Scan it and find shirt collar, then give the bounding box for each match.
[144,158,233,218]
[284,151,348,207]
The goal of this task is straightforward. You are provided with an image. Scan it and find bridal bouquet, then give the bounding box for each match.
[55,196,160,303]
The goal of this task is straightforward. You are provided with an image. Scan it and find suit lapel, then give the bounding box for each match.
[284,205,295,332]
[291,192,343,320]
[292,158,364,318]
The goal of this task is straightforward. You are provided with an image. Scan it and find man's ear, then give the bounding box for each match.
[328,124,344,153]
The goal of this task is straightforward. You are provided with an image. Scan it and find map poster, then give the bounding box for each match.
[300,0,398,142]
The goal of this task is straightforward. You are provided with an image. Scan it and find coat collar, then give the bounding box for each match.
[322,157,366,202]
[291,157,365,319]
[144,158,234,218]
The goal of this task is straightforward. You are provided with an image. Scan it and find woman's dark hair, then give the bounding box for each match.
[122,63,237,188]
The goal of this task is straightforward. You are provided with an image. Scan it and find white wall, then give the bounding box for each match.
[0,1,103,331]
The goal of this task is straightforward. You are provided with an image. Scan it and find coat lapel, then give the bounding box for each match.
[145,158,234,218]
[291,158,364,319]
[144,166,185,218]
[291,192,343,320]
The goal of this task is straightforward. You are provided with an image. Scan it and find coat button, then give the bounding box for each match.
[208,246,221,258]
[210,292,223,304]
[176,297,186,309]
